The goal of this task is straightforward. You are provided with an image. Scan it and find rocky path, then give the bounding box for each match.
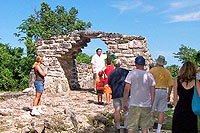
[0,89,171,133]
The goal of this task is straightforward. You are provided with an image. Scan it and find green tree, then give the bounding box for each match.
[15,2,92,40]
[0,43,28,91]
[166,65,180,80]
[76,53,92,64]
[174,44,200,66]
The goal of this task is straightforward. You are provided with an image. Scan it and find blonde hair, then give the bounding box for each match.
[178,61,196,83]
[114,59,121,68]
[32,56,43,68]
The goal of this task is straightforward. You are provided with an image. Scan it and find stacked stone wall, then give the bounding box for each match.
[34,30,153,92]
[76,62,94,89]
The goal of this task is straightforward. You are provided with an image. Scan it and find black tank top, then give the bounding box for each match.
[35,66,44,81]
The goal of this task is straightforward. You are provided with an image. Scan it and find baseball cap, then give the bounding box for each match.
[135,56,145,66]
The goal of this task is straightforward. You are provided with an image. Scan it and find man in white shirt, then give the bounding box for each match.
[123,56,156,133]
[91,48,113,81]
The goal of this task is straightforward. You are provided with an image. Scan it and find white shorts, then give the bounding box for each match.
[152,89,168,112]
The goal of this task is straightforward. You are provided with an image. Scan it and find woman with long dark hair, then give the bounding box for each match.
[172,61,200,133]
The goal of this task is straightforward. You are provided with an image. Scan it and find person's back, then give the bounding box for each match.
[108,67,129,99]
[172,61,198,133]
[104,65,114,85]
[123,56,155,132]
[149,66,172,88]
[126,69,155,107]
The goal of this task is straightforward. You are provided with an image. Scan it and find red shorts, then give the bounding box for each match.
[104,85,112,94]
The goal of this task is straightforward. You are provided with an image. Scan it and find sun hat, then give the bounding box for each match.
[135,56,145,66]
[156,55,167,65]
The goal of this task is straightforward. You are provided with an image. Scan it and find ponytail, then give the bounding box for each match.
[32,56,43,68]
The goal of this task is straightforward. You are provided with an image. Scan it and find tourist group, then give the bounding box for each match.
[31,48,200,133]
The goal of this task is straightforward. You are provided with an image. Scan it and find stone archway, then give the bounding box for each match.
[35,30,153,92]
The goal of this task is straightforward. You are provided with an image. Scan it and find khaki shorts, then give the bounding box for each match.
[152,89,168,112]
[113,97,130,110]
[127,106,154,131]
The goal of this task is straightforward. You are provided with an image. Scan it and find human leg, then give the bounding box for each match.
[156,90,168,133]
[114,108,121,129]
[113,98,121,129]
[140,107,154,133]
[156,112,164,133]
[109,93,112,103]
[32,81,44,116]
[33,92,42,106]
[32,92,42,116]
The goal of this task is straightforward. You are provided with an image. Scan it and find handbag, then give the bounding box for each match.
[192,81,200,116]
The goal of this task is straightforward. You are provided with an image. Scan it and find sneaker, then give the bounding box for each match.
[37,106,44,115]
[31,109,40,116]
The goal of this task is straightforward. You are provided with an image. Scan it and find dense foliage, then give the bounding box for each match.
[0,43,29,91]
[174,44,200,67]
[76,53,92,64]
[166,65,180,80]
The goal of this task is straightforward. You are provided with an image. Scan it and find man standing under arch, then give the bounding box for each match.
[91,48,113,84]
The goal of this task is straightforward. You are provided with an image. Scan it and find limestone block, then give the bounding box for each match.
[60,43,72,49]
[133,40,144,48]
[118,43,128,50]
[73,37,81,41]
[121,49,133,54]
[55,39,64,43]
[114,53,123,57]
[113,49,121,53]
[123,54,135,57]
[107,44,117,49]
[44,40,54,44]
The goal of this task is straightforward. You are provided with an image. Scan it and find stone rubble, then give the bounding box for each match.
[0,89,172,133]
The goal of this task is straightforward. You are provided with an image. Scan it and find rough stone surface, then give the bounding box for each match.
[34,30,154,92]
[0,90,114,133]
[0,90,171,133]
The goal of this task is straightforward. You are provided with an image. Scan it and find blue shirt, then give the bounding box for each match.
[108,68,129,99]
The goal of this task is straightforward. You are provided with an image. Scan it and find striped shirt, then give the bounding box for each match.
[96,77,105,90]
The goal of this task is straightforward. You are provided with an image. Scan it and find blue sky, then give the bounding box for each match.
[0,0,200,66]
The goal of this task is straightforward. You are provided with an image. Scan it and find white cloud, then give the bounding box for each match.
[169,11,200,23]
[142,5,154,12]
[111,0,142,13]
[170,2,189,9]
[170,1,200,9]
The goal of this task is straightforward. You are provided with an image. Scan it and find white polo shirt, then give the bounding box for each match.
[91,54,107,73]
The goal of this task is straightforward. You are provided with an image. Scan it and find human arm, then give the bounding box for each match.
[106,49,113,56]
[173,79,178,107]
[168,86,173,102]
[91,64,94,73]
[150,86,155,106]
[123,83,131,111]
[102,66,107,79]
[35,65,47,77]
